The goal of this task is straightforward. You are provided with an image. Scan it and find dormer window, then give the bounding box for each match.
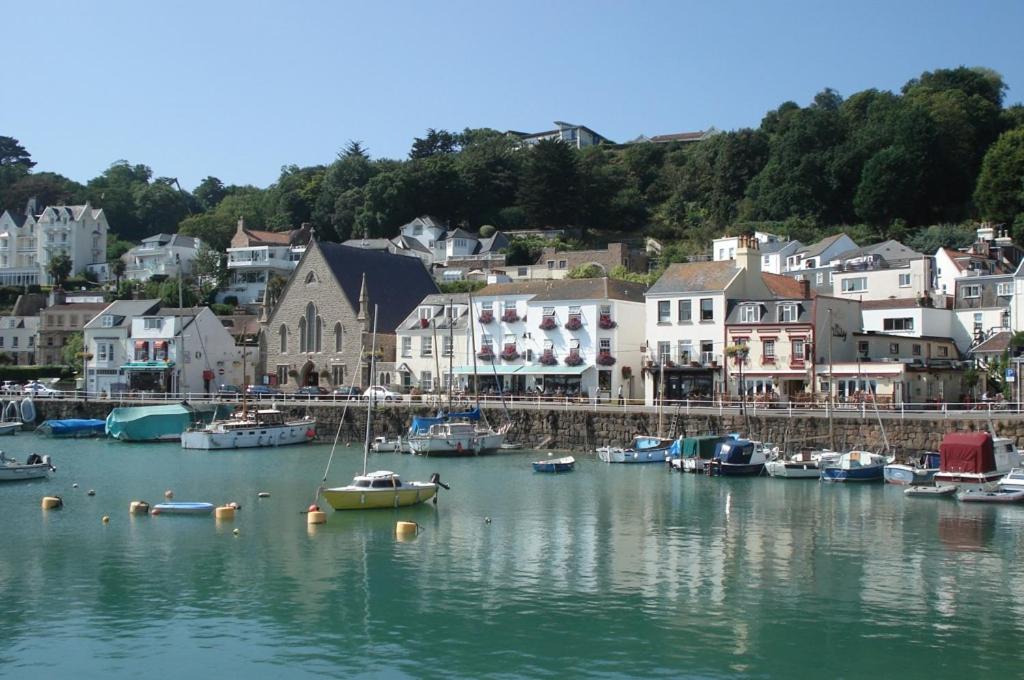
[739,304,761,323]
[101,314,114,328]
[778,304,798,323]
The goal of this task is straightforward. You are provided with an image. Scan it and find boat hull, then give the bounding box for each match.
[181,423,316,450]
[533,457,575,473]
[821,465,884,482]
[37,419,106,437]
[153,502,215,515]
[322,483,437,510]
[710,462,765,476]
[884,464,938,486]
[106,404,193,442]
[0,464,52,481]
[957,489,1024,503]
[765,460,820,478]
[0,421,21,436]
[597,447,669,463]
[905,484,957,498]
[932,471,1005,492]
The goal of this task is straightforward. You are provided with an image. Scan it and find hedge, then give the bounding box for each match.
[0,365,73,381]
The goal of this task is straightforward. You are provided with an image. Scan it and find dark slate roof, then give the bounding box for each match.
[972,330,1011,354]
[759,239,800,255]
[318,241,439,334]
[440,228,475,241]
[834,240,922,264]
[341,238,392,251]
[647,261,739,295]
[2,210,29,228]
[478,232,510,254]
[725,299,811,324]
[799,233,849,258]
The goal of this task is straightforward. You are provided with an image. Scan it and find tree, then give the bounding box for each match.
[266,274,288,305]
[85,160,154,240]
[974,128,1024,226]
[410,129,460,159]
[1,172,84,213]
[193,176,228,211]
[853,146,923,228]
[62,332,85,373]
[567,263,604,279]
[0,136,34,170]
[517,138,580,226]
[905,223,976,253]
[134,178,189,233]
[192,245,227,289]
[110,258,126,289]
[106,235,134,261]
[47,254,73,286]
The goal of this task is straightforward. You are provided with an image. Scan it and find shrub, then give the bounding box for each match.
[477,347,495,361]
[210,303,235,315]
[501,309,519,323]
[0,365,72,381]
[598,314,616,329]
[500,348,520,361]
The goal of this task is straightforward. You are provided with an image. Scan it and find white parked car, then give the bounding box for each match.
[23,381,59,396]
[363,386,400,402]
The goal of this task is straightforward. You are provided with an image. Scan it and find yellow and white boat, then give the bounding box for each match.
[322,470,439,510]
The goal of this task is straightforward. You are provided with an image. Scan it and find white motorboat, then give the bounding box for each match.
[597,436,677,464]
[0,421,21,436]
[997,468,1024,492]
[0,451,55,482]
[409,422,482,456]
[933,432,1022,491]
[371,436,404,453]
[766,449,842,479]
[181,409,316,450]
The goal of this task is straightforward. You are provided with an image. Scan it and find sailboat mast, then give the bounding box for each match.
[430,309,441,400]
[827,307,835,451]
[448,297,454,408]
[469,293,480,410]
[362,305,379,476]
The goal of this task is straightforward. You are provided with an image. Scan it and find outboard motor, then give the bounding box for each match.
[42,455,55,471]
[429,472,450,490]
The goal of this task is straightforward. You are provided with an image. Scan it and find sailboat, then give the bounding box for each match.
[406,294,510,456]
[181,335,316,449]
[321,305,445,510]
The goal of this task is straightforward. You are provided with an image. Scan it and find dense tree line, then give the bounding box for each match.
[2,67,1022,257]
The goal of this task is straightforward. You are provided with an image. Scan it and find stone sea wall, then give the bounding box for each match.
[29,398,1024,454]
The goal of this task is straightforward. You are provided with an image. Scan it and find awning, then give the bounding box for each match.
[121,361,174,370]
[453,365,522,375]
[517,365,593,376]
[134,340,148,349]
[154,340,168,350]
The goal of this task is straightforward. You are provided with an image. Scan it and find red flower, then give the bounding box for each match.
[478,310,494,324]
[501,310,520,323]
[597,351,616,366]
[565,317,583,331]
[598,315,616,329]
[540,317,557,330]
[540,352,558,365]
[419,318,430,328]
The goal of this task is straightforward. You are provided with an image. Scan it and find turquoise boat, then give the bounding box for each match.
[106,404,229,442]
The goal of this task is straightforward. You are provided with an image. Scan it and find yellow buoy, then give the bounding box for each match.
[41,496,62,510]
[129,501,150,515]
[215,505,236,521]
[307,510,327,525]
[395,521,418,538]
[102,515,110,524]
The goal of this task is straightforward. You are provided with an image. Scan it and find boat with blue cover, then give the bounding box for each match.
[597,436,677,463]
[670,435,733,472]
[37,419,107,438]
[820,450,887,482]
[532,456,575,473]
[106,403,229,442]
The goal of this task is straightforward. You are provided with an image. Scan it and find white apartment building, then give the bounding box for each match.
[85,300,243,395]
[953,273,1012,352]
[394,294,472,392]
[785,233,857,272]
[860,299,957,343]
[644,236,774,404]
[830,241,931,302]
[0,199,108,286]
[712,231,800,275]
[123,233,204,281]
[217,219,310,307]
[467,278,647,402]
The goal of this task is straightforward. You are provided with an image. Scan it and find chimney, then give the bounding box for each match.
[50,287,66,306]
[25,197,37,217]
[734,234,761,273]
[799,279,810,299]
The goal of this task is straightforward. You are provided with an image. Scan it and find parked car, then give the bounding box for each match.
[2,380,19,394]
[23,381,59,397]
[294,385,329,399]
[217,384,242,399]
[331,385,362,400]
[246,385,282,399]
[363,386,400,402]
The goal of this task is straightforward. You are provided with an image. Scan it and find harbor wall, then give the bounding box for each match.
[27,398,1024,453]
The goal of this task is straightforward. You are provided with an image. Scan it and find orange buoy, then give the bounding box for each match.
[215,505,236,521]
[41,496,63,510]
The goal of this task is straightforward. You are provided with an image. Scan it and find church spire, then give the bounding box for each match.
[357,272,369,331]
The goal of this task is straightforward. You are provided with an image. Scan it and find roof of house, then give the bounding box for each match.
[397,293,471,330]
[439,228,475,241]
[39,204,103,222]
[971,330,1011,354]
[341,238,393,251]
[219,313,261,339]
[317,241,439,334]
[647,261,740,296]
[861,299,926,310]
[1,210,30,228]
[475,277,646,303]
[647,131,707,143]
[759,239,799,255]
[83,300,160,329]
[12,293,47,316]
[799,233,850,259]
[835,240,922,264]
[393,235,432,253]
[726,299,812,324]
[761,272,808,299]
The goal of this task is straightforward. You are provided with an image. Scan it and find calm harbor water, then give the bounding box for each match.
[1,437,1023,679]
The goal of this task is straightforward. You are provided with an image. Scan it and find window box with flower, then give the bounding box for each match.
[539,317,557,330]
[539,352,558,366]
[478,310,494,324]
[501,309,519,323]
[598,314,616,329]
[596,351,616,366]
[565,317,583,331]
[418,318,430,328]
[500,345,520,361]
[565,353,584,367]
[477,347,495,361]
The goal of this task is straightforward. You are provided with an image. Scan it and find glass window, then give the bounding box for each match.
[701,341,714,365]
[791,339,805,361]
[600,338,611,352]
[657,341,671,363]
[997,282,1012,296]
[542,306,555,318]
[912,344,922,356]
[277,364,288,386]
[558,260,567,269]
[899,273,911,287]
[779,304,798,322]
[962,285,980,298]
[763,339,775,359]
[889,343,900,354]
[144,318,162,330]
[677,341,691,363]
[420,336,432,357]
[568,305,581,321]
[443,336,453,357]
[401,336,412,358]
[677,299,691,323]
[700,298,714,322]
[841,277,867,293]
[420,371,433,391]
[657,301,670,323]
[938,346,949,357]
[739,304,761,323]
[883,318,914,331]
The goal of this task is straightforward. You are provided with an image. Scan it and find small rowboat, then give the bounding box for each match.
[152,501,215,515]
[956,489,1024,504]
[904,484,957,498]
[532,456,575,473]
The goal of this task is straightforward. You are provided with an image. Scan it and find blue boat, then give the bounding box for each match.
[532,456,575,473]
[409,407,481,435]
[708,439,767,476]
[671,435,732,472]
[821,451,887,482]
[884,452,940,485]
[36,419,107,438]
[152,501,215,515]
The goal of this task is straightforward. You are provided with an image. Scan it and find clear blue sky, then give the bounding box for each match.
[5,0,1023,190]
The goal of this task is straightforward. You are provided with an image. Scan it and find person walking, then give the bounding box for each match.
[618,384,624,405]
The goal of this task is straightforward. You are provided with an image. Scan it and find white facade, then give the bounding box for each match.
[86,302,243,395]
[831,257,931,302]
[785,234,858,271]
[395,297,473,392]
[0,201,108,286]
[123,234,204,282]
[0,315,38,364]
[219,242,304,306]
[860,303,957,344]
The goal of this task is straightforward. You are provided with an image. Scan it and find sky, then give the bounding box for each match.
[5,0,1023,190]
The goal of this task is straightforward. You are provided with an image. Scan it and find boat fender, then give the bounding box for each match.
[102,515,110,524]
[41,496,63,510]
[307,509,327,525]
[227,501,241,510]
[428,473,450,490]
[164,489,174,499]
[87,489,96,496]
[215,505,236,521]
[257,491,270,498]
[306,429,316,439]
[233,528,240,536]
[129,501,151,515]
[395,521,418,538]
[455,442,463,453]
